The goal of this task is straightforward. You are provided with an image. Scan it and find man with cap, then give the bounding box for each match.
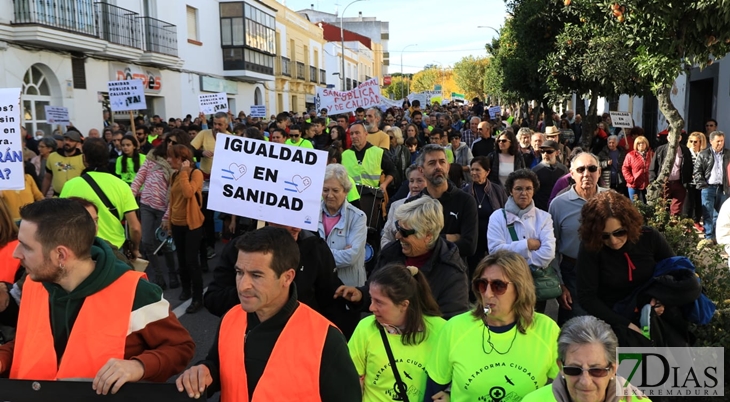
[41,130,84,197]
[545,126,571,166]
[532,139,568,211]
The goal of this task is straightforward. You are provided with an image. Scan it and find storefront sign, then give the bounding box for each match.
[110,63,162,93]
[0,88,25,190]
[108,79,147,112]
[208,135,327,231]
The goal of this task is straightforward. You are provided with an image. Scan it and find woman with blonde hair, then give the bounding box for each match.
[424,250,560,401]
[622,135,653,203]
[684,132,707,229]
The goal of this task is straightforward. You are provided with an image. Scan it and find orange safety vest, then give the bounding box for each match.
[10,270,144,380]
[218,302,332,402]
[0,240,20,283]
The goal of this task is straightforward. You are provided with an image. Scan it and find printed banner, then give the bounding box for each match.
[44,106,70,125]
[315,78,381,114]
[250,105,266,118]
[107,79,146,112]
[610,111,634,129]
[0,378,204,401]
[208,134,327,231]
[0,88,26,190]
[199,92,228,114]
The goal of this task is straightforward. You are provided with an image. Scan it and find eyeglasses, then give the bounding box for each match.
[512,186,534,193]
[540,149,555,154]
[497,139,510,143]
[395,221,416,238]
[473,278,512,295]
[601,228,628,240]
[562,365,612,378]
[166,139,177,145]
[688,140,698,143]
[574,165,599,174]
[290,134,300,139]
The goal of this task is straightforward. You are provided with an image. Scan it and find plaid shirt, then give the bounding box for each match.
[461,129,476,148]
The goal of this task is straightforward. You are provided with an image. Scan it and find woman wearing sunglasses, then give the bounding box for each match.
[425,250,560,402]
[577,190,675,346]
[348,264,445,402]
[522,315,647,402]
[487,169,556,312]
[487,130,526,187]
[684,132,707,231]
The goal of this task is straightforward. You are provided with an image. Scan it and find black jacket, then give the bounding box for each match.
[204,230,343,318]
[408,181,479,258]
[471,137,495,157]
[486,150,526,185]
[200,284,362,401]
[598,145,627,187]
[649,144,693,184]
[692,146,730,191]
[363,238,469,319]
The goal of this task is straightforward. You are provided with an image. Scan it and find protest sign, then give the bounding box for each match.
[208,134,327,231]
[250,105,266,118]
[0,88,26,190]
[379,97,403,110]
[0,378,202,401]
[107,79,146,112]
[44,106,70,125]
[315,78,381,114]
[609,111,634,129]
[198,92,228,114]
[489,106,502,120]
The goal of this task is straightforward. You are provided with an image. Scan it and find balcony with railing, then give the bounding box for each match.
[281,57,291,77]
[320,69,326,85]
[309,66,317,83]
[296,62,305,80]
[138,16,177,57]
[95,2,140,49]
[14,0,97,36]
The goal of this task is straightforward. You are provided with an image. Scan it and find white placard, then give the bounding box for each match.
[198,92,228,114]
[0,88,26,190]
[44,106,69,125]
[107,79,146,112]
[250,105,266,118]
[489,106,502,119]
[609,111,634,129]
[208,134,328,231]
[315,78,381,114]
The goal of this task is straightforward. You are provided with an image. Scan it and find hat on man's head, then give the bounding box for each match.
[52,134,64,141]
[540,140,560,150]
[545,126,560,136]
[63,131,82,142]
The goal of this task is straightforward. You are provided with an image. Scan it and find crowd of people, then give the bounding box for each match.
[0,99,720,401]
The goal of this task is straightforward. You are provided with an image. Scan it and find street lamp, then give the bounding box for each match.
[340,0,367,91]
[477,25,500,35]
[400,43,417,99]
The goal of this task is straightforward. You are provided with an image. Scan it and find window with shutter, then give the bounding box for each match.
[71,57,86,89]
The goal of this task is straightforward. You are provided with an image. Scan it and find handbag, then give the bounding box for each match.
[378,325,410,402]
[82,173,134,259]
[502,209,562,301]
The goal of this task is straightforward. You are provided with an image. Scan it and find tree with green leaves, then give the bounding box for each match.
[380,75,410,100]
[589,0,730,203]
[452,56,490,100]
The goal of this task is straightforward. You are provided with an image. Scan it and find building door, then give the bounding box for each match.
[687,78,715,133]
[22,65,54,136]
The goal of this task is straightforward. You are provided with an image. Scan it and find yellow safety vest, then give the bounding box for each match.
[342,146,383,187]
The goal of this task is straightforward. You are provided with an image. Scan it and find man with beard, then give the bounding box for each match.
[407,144,478,259]
[191,111,232,262]
[411,110,427,147]
[135,125,153,154]
[548,152,606,325]
[41,131,85,197]
[532,140,568,211]
[364,107,389,149]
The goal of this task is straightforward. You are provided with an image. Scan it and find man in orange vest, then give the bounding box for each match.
[0,198,195,395]
[176,226,361,401]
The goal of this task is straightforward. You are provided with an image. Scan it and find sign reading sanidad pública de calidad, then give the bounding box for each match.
[208,134,328,231]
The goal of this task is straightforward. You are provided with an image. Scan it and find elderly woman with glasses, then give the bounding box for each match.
[522,316,647,402]
[334,196,470,320]
[424,250,560,402]
[318,163,368,288]
[577,190,675,347]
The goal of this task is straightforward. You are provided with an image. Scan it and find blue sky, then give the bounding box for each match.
[284,0,508,74]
